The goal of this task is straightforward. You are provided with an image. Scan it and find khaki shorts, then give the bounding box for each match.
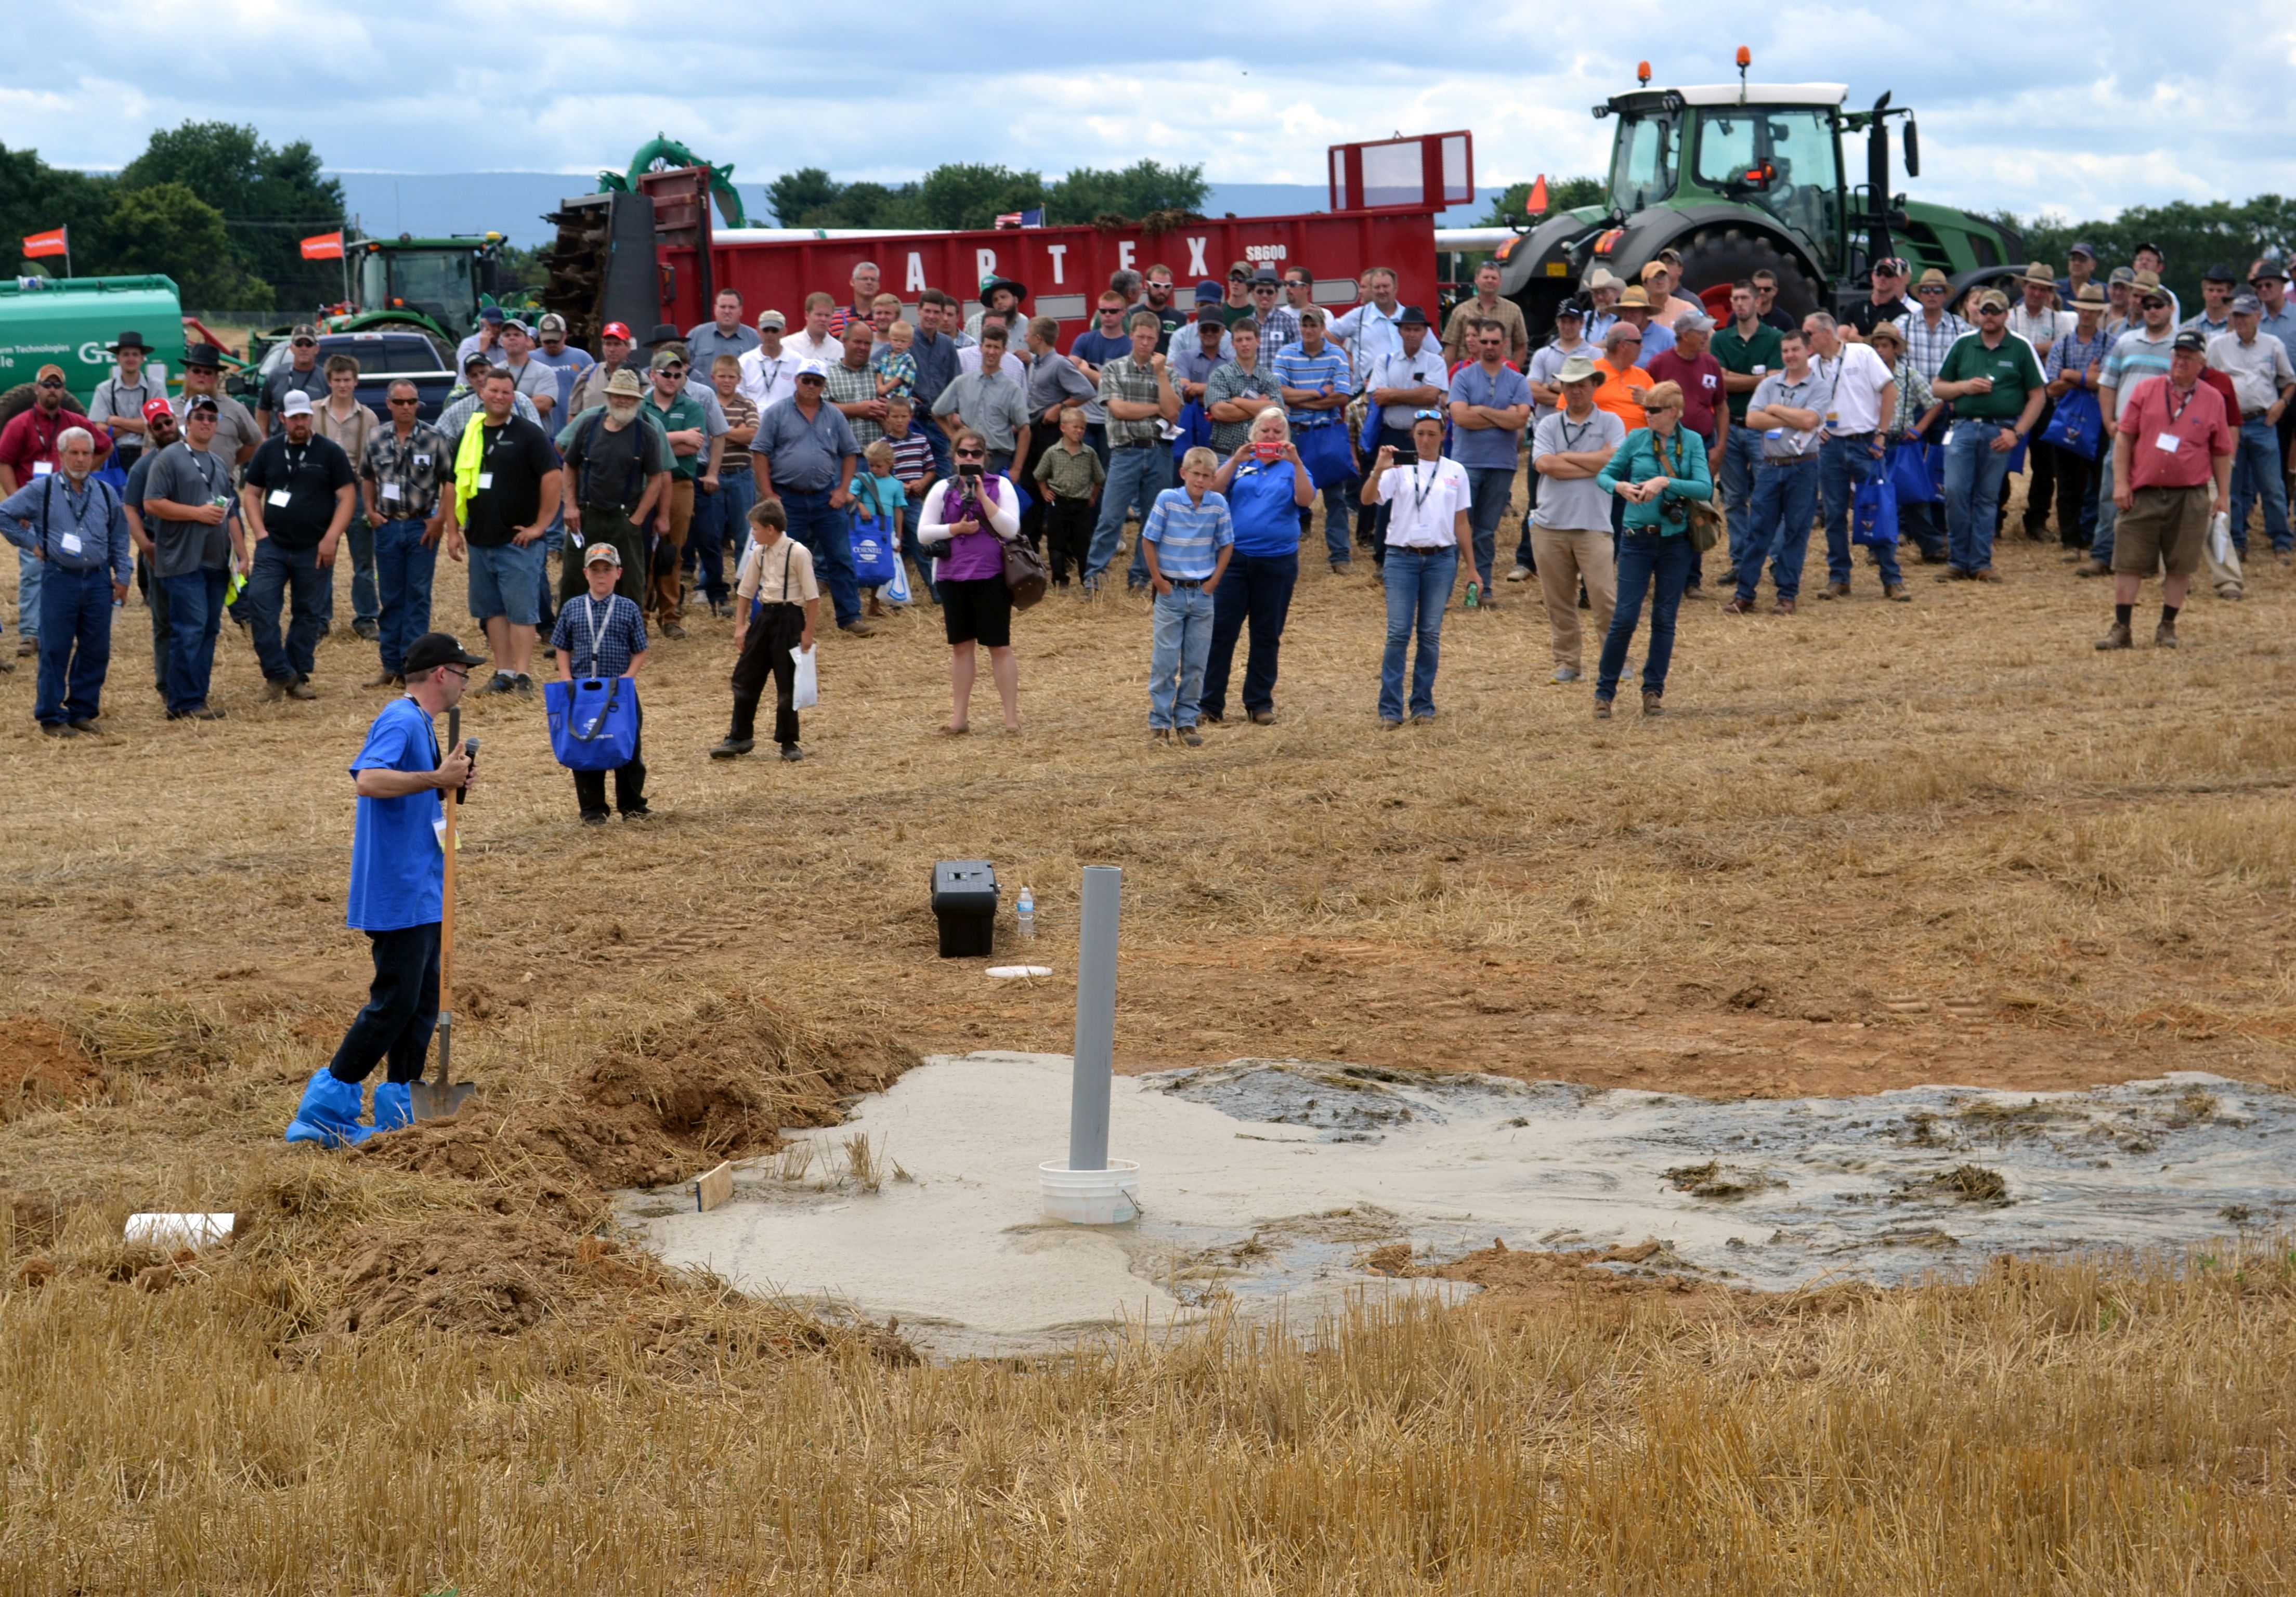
[2111,485,2211,577]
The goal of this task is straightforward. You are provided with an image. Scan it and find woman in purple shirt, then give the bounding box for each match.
[917,427,1023,733]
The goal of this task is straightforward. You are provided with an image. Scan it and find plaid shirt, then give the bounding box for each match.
[1251,304,1302,356]
[1901,310,1973,382]
[1885,355,1934,436]
[360,420,450,521]
[550,591,648,678]
[821,358,883,447]
[1098,354,1165,447]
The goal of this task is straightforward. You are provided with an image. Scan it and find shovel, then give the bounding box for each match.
[411,708,479,1121]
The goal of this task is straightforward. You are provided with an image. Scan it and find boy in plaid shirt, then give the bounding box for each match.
[550,543,649,823]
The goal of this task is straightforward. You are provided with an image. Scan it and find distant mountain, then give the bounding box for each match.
[325,173,1508,247]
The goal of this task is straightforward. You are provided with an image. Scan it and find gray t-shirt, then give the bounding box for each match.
[1749,370,1833,460]
[173,393,262,473]
[141,441,238,577]
[1026,351,1097,418]
[502,357,561,417]
[260,362,328,426]
[932,371,1030,453]
[1529,407,1626,531]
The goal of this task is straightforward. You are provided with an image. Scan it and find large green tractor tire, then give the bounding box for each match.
[1671,226,1824,323]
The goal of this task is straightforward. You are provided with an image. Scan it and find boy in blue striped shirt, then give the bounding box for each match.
[1141,446,1234,744]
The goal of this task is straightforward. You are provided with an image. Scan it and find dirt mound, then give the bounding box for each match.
[0,1019,104,1122]
[361,994,918,1222]
[334,1214,624,1334]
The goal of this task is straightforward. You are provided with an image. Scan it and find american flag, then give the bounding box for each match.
[994,208,1046,230]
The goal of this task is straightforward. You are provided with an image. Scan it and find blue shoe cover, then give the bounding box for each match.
[284,1068,374,1148]
[371,1081,413,1134]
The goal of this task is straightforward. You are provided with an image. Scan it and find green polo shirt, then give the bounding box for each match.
[1710,321,1784,423]
[646,390,711,479]
[1936,332,2046,423]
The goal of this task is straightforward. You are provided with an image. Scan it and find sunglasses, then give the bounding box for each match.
[2139,298,2169,311]
[1916,285,1948,295]
[797,375,825,384]
[658,365,686,377]
[1229,271,1250,282]
[1979,304,2007,314]
[292,339,317,348]
[1253,283,1277,293]
[1412,408,1446,423]
[35,378,64,388]
[388,396,420,405]
[954,448,986,459]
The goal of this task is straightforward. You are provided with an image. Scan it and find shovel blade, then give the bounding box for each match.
[408,1079,476,1121]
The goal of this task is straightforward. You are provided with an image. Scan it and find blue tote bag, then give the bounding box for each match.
[544,676,640,771]
[1294,419,1355,489]
[1851,473,1899,547]
[849,512,900,586]
[2038,387,2103,461]
[1886,439,1941,505]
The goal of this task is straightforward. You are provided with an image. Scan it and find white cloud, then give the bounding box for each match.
[11,5,2296,219]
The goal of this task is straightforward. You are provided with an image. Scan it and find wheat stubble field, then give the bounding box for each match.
[1,498,2293,1593]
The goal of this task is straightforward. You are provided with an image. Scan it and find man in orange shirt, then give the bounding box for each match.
[1593,324,1653,433]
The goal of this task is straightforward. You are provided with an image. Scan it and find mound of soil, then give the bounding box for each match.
[0,1019,103,1123]
[333,1215,656,1334]
[361,994,918,1223]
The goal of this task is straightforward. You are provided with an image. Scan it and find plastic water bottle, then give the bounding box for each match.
[1016,888,1035,940]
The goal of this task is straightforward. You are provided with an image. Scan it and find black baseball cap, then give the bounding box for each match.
[402,633,489,675]
[2171,329,2209,354]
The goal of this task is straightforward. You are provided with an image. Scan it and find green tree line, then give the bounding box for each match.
[765,161,1208,230]
[2,123,345,309]
[1481,177,1607,226]
[1990,196,2295,313]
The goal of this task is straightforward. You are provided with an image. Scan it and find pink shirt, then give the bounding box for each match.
[2117,375,2232,490]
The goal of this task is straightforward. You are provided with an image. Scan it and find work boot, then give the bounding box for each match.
[839,619,878,637]
[363,670,404,690]
[1593,698,1613,720]
[371,1081,413,1133]
[264,679,290,702]
[1180,726,1204,747]
[710,736,755,760]
[2154,619,2178,649]
[352,618,381,642]
[2072,559,2110,577]
[283,1067,373,1148]
[780,743,805,762]
[2095,620,2133,651]
[1823,580,1850,599]
[41,723,77,738]
[1642,691,1665,717]
[287,679,318,701]
[1884,582,1910,602]
[14,635,32,658]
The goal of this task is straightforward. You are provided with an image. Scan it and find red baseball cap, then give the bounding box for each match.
[601,321,633,341]
[141,396,175,422]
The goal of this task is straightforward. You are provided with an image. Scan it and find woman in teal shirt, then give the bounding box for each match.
[1592,380,1712,718]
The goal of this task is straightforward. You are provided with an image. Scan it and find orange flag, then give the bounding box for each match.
[22,227,68,258]
[300,230,345,261]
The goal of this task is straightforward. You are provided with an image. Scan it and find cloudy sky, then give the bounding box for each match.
[10,6,2294,221]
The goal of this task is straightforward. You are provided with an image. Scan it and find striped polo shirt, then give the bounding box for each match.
[1139,487,1234,580]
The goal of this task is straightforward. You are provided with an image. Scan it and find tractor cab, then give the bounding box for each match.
[343,235,508,344]
[1600,85,1849,282]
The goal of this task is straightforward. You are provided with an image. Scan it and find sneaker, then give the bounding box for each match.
[780,744,806,761]
[580,811,609,827]
[2217,584,2245,602]
[1506,564,1532,583]
[2095,621,2133,651]
[287,679,318,701]
[1550,665,1580,684]
[509,674,535,697]
[2154,620,2179,649]
[660,620,687,640]
[711,599,735,620]
[621,805,654,820]
[709,737,754,760]
[539,645,556,660]
[474,671,516,695]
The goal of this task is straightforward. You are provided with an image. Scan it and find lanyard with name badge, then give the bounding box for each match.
[267,442,306,508]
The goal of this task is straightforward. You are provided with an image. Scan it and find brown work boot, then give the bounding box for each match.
[839,619,878,637]
[362,670,404,690]
[1823,580,1850,599]
[1772,597,1797,615]
[2072,559,2110,578]
[1641,691,1664,717]
[2154,619,2178,649]
[1884,582,1910,602]
[2095,620,2133,651]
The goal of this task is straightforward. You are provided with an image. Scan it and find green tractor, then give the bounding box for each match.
[1499,58,2024,341]
[333,232,515,345]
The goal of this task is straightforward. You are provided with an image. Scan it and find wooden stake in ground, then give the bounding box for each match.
[410,709,477,1121]
[694,1161,734,1212]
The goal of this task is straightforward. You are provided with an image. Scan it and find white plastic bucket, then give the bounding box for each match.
[1038,1159,1141,1225]
[124,1213,234,1249]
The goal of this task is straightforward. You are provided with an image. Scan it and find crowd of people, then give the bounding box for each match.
[3,242,2287,763]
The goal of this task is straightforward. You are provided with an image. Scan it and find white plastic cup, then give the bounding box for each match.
[1038,1159,1140,1225]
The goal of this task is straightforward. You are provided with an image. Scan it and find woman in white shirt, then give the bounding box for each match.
[1357,409,1472,727]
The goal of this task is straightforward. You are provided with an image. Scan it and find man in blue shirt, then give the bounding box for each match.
[1272,307,1356,570]
[0,426,133,735]
[1446,318,1535,600]
[284,631,483,1147]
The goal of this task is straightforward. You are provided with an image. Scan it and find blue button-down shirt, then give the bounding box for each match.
[2256,303,2296,373]
[754,395,859,492]
[0,472,133,584]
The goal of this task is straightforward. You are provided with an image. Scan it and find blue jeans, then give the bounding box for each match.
[14,547,41,642]
[33,564,113,726]
[160,566,228,713]
[1379,545,1457,721]
[1737,460,1819,603]
[1200,551,1298,720]
[1598,530,1695,701]
[2090,438,2118,567]
[1464,465,1514,591]
[1943,420,2014,573]
[1088,443,1172,586]
[348,515,377,624]
[537,514,563,633]
[2229,416,2290,553]
[1820,434,1901,588]
[1718,425,1763,552]
[689,470,753,601]
[371,518,437,675]
[246,539,329,684]
[1147,582,1216,729]
[779,488,860,626]
[1303,477,1354,565]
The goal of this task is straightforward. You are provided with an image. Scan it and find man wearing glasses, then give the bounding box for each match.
[0,363,111,664]
[285,629,483,1148]
[1068,292,1134,463]
[1845,257,1920,341]
[2079,272,2183,577]
[257,324,328,436]
[754,361,870,634]
[1221,262,1256,324]
[360,381,452,688]
[1246,270,1300,357]
[1930,287,2047,580]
